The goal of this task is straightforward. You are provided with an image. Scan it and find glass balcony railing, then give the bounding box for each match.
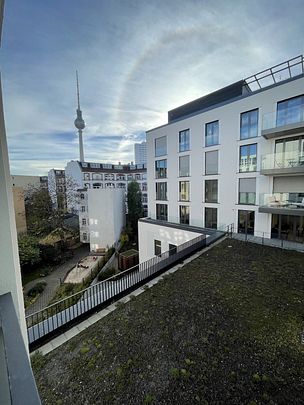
[261,150,304,171]
[259,193,304,209]
[262,104,304,131]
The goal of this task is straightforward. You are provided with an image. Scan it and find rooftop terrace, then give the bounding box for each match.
[32,239,304,404]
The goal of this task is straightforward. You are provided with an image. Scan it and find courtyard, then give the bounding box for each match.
[32,239,304,404]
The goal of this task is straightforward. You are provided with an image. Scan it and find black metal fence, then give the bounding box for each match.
[26,227,229,349]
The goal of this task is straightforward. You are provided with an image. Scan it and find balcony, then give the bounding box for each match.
[262,104,304,139]
[259,192,304,216]
[260,150,304,175]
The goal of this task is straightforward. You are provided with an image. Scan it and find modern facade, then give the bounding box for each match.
[48,168,67,211]
[140,56,304,261]
[134,141,147,165]
[65,160,148,215]
[78,188,125,252]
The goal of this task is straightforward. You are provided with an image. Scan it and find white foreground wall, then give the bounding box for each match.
[88,188,125,252]
[138,220,204,263]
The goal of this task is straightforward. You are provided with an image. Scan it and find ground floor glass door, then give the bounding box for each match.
[271,214,304,243]
[238,210,255,235]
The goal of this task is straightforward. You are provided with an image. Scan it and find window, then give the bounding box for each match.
[142,183,147,191]
[156,204,168,221]
[156,182,167,200]
[240,109,258,139]
[82,218,86,226]
[155,136,167,157]
[205,151,218,175]
[80,193,85,199]
[93,183,102,189]
[239,178,256,205]
[179,129,190,152]
[205,180,218,203]
[179,155,190,177]
[179,205,190,224]
[154,240,161,256]
[135,174,141,180]
[239,144,257,172]
[82,232,87,241]
[205,207,217,229]
[116,174,126,181]
[205,121,219,146]
[155,160,167,179]
[92,173,102,180]
[276,95,304,127]
[81,206,86,212]
[90,163,100,168]
[238,210,255,235]
[105,173,114,181]
[179,181,190,201]
[83,173,90,180]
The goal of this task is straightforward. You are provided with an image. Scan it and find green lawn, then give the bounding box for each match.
[32,239,304,404]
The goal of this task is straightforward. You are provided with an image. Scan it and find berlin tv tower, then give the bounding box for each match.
[74,71,85,162]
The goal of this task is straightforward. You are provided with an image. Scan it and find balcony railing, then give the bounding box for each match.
[261,150,304,173]
[262,104,304,134]
[260,193,304,208]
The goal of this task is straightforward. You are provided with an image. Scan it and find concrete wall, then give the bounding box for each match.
[146,76,304,244]
[88,188,125,252]
[12,187,27,234]
[138,220,203,262]
[11,175,40,191]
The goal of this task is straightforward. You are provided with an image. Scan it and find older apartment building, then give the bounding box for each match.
[139,56,304,262]
[48,168,67,211]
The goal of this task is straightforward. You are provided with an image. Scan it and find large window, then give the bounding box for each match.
[239,178,256,205]
[155,159,167,178]
[205,207,217,229]
[156,204,168,221]
[239,144,257,172]
[179,129,190,152]
[205,151,218,175]
[156,182,167,200]
[238,210,255,235]
[240,109,258,139]
[276,95,304,127]
[179,181,190,201]
[205,121,219,146]
[155,136,167,157]
[154,240,161,256]
[179,155,190,177]
[205,180,218,203]
[92,173,102,180]
[179,205,190,225]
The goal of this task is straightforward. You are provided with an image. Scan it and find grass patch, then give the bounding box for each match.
[32,240,304,404]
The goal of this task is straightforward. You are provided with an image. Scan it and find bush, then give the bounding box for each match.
[18,234,41,268]
[27,282,46,298]
[97,267,116,282]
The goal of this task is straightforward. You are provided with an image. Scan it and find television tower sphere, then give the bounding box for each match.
[74,113,85,130]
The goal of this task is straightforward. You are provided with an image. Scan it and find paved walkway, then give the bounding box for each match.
[24,245,89,316]
[232,233,304,252]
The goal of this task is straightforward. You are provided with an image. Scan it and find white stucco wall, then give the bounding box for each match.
[146,76,304,242]
[138,220,204,263]
[88,188,125,252]
[65,161,83,212]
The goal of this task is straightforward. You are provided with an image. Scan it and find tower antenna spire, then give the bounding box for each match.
[76,70,80,110]
[74,70,85,162]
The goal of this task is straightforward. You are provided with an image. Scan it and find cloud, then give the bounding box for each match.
[2,0,304,174]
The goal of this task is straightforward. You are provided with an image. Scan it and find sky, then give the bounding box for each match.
[2,0,304,175]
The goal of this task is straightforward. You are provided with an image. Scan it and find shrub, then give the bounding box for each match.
[97,267,116,282]
[27,282,46,298]
[18,234,41,268]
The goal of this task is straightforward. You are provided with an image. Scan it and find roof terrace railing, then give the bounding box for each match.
[244,55,304,92]
[25,225,232,350]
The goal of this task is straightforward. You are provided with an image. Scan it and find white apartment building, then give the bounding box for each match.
[134,141,147,165]
[48,168,67,211]
[65,160,148,215]
[78,188,125,252]
[139,56,304,262]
